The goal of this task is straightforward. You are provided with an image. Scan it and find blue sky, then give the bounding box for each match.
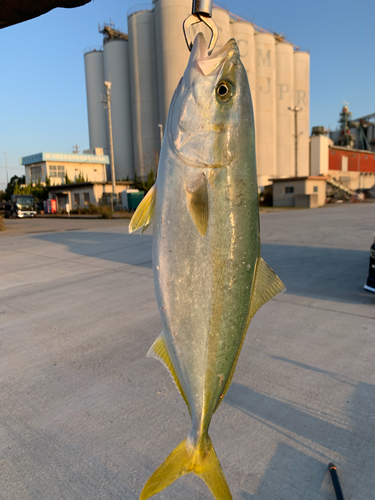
[0,0,374,189]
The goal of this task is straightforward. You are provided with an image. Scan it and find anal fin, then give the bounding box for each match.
[129,183,156,234]
[147,332,190,414]
[247,257,286,325]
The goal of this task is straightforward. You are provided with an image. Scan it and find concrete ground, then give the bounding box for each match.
[0,203,374,500]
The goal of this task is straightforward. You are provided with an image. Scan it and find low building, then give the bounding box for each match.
[21,149,109,186]
[46,181,133,211]
[272,176,327,208]
[310,135,375,192]
[20,149,134,210]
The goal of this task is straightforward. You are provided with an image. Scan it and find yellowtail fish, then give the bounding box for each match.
[129,33,285,500]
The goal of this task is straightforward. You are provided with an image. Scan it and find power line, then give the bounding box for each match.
[0,166,24,169]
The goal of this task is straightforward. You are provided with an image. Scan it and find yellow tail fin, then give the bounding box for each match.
[140,435,232,500]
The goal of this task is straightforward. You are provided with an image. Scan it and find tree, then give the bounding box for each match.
[5,175,25,199]
[75,171,85,183]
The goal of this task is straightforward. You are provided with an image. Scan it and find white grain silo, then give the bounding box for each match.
[103,33,135,180]
[294,51,310,176]
[275,41,294,177]
[84,49,109,156]
[128,7,160,179]
[154,0,191,126]
[255,32,277,187]
[230,20,257,121]
[212,6,230,49]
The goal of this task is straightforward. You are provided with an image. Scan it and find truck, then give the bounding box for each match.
[4,194,37,218]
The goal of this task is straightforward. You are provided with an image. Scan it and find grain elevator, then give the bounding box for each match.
[84,0,310,189]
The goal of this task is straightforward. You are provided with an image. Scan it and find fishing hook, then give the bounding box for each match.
[183,0,218,55]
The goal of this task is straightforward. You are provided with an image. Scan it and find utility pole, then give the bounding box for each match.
[158,124,164,150]
[4,152,8,185]
[103,81,116,212]
[288,106,302,177]
[72,144,80,154]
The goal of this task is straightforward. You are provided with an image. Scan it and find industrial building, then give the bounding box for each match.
[310,106,375,194]
[311,134,375,193]
[84,0,310,190]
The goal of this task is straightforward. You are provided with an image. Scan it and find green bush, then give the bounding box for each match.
[70,203,113,218]
[133,169,155,193]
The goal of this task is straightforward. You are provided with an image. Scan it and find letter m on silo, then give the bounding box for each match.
[257,49,271,67]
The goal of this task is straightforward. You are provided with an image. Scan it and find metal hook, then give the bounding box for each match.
[183,13,218,55]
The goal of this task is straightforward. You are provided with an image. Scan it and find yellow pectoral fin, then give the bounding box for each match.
[128,184,156,234]
[186,175,209,237]
[147,332,190,414]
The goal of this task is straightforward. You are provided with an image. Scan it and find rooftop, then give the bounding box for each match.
[270,176,328,183]
[21,152,110,166]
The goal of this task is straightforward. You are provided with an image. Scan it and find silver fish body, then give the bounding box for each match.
[130,33,284,500]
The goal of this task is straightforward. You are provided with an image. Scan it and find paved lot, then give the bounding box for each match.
[0,204,374,500]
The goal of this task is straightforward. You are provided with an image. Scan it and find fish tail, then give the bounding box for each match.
[140,434,232,500]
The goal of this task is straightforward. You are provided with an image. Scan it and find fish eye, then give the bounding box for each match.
[216,81,233,102]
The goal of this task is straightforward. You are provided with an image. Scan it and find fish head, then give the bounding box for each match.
[169,33,253,169]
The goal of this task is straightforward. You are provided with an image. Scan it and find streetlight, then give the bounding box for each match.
[288,106,302,177]
[103,81,116,212]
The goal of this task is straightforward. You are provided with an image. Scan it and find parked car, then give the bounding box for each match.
[4,195,37,218]
[364,235,375,293]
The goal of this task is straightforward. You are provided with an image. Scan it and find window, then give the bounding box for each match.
[30,166,41,183]
[74,193,80,206]
[49,165,65,181]
[284,186,294,194]
[83,192,90,205]
[313,186,318,193]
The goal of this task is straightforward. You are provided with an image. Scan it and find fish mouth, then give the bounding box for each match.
[197,37,239,76]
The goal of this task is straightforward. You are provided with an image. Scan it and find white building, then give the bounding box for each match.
[21,149,109,186]
[20,149,130,210]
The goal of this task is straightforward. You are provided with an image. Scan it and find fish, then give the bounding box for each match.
[129,33,285,500]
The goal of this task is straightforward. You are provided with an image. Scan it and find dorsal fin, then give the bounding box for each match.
[214,257,285,412]
[147,332,191,414]
[129,184,156,234]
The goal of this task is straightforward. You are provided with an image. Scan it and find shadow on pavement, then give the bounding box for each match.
[227,375,375,498]
[32,232,153,268]
[225,382,350,456]
[269,356,356,386]
[262,243,372,305]
[239,443,326,500]
[32,234,373,305]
